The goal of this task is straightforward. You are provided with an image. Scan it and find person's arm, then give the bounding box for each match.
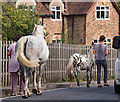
[105,50,108,55]
[7,50,11,56]
[105,45,108,55]
[93,50,96,54]
[93,45,96,54]
[7,44,12,56]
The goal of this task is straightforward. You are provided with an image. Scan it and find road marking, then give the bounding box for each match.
[0,95,21,100]
[43,88,66,92]
[1,88,66,100]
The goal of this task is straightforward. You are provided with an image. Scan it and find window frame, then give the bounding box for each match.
[96,6,110,20]
[94,38,112,45]
[52,39,62,43]
[17,5,34,11]
[51,6,62,21]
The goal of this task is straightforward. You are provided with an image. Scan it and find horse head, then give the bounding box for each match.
[32,23,46,37]
[87,42,95,61]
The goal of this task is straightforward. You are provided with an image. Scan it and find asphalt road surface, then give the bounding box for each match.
[1,86,120,102]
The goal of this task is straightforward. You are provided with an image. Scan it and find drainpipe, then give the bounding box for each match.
[85,15,86,45]
[72,16,74,44]
[119,15,120,35]
[62,14,64,43]
[42,16,44,25]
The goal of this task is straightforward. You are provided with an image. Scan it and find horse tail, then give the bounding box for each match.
[66,56,74,82]
[16,37,39,68]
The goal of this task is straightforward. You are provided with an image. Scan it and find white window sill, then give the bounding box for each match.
[51,19,62,21]
[96,18,110,20]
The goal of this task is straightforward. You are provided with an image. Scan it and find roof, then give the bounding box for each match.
[36,2,53,17]
[36,1,120,16]
[49,0,64,12]
[64,2,94,15]
[111,1,120,14]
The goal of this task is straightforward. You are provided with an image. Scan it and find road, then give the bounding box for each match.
[1,86,120,102]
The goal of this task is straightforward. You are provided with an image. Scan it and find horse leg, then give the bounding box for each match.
[32,68,38,94]
[37,65,42,95]
[70,77,73,88]
[74,73,80,86]
[89,69,92,85]
[69,73,74,88]
[89,63,94,84]
[86,69,90,88]
[22,69,30,98]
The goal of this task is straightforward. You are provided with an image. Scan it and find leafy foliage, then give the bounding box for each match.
[2,3,39,40]
[116,1,120,8]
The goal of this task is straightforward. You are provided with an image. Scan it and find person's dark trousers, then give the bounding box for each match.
[96,60,108,84]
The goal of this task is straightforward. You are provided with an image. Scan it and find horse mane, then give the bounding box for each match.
[87,44,95,63]
[32,24,45,37]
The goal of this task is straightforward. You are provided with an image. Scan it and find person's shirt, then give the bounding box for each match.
[94,44,107,60]
[8,42,17,58]
[8,42,20,72]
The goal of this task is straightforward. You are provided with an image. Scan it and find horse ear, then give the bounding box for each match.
[92,42,94,46]
[43,23,46,28]
[34,23,37,27]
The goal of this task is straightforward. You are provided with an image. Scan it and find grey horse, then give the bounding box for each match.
[16,24,49,98]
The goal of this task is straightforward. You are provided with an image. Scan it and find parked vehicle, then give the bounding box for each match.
[113,36,120,94]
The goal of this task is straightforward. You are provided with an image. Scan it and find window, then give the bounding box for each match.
[17,5,33,11]
[94,39,99,44]
[25,5,28,10]
[51,6,61,20]
[96,6,110,20]
[18,5,22,9]
[94,38,112,45]
[52,39,62,43]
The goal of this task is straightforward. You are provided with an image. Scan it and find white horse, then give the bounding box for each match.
[16,24,49,98]
[66,42,95,87]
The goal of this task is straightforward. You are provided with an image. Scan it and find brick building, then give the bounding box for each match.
[16,0,120,45]
[63,2,120,45]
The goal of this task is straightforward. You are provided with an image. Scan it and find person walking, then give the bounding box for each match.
[93,35,110,87]
[7,35,24,96]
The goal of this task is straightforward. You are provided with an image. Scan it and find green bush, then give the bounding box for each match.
[2,3,39,40]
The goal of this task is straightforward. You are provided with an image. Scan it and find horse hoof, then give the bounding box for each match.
[37,92,42,95]
[70,86,72,89]
[28,94,32,97]
[87,84,90,88]
[32,89,38,94]
[22,95,28,98]
[77,84,80,86]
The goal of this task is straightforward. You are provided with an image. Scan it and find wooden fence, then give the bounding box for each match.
[0,41,117,87]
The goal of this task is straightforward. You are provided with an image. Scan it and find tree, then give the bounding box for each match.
[2,3,39,40]
[116,1,120,8]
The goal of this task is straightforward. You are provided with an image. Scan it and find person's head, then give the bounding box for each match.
[99,35,106,42]
[13,34,22,42]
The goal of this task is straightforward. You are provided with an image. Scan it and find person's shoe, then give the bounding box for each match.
[104,83,110,86]
[11,93,17,96]
[19,92,23,95]
[98,84,103,87]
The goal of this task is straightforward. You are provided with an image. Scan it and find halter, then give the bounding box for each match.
[72,54,82,68]
[32,26,37,34]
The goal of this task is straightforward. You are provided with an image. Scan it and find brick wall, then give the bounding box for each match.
[86,2,119,45]
[39,2,119,45]
[39,17,62,43]
[63,15,86,44]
